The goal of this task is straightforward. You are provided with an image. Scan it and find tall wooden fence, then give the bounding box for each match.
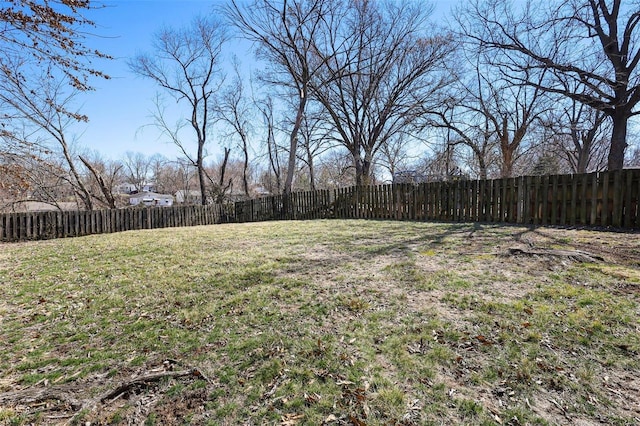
[233,169,640,229]
[0,203,233,242]
[1,170,639,242]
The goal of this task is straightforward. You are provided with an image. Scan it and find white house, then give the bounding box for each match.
[129,191,174,207]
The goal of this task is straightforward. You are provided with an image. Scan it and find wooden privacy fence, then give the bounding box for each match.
[234,169,640,229]
[0,203,234,242]
[1,169,639,242]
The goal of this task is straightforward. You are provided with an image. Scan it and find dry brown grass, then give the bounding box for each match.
[0,220,639,425]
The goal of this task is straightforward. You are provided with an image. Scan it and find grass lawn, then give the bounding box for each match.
[0,220,639,425]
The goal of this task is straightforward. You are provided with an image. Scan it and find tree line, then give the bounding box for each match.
[1,0,639,211]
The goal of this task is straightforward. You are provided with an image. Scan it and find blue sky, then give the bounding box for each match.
[75,0,457,161]
[77,0,245,160]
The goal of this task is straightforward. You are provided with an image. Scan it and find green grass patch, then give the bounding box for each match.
[0,220,638,424]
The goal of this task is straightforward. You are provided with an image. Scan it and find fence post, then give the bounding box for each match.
[623,170,634,228]
[590,172,599,226]
[485,179,493,222]
[601,171,610,226]
[491,179,499,222]
[612,170,622,228]
[541,175,550,226]
[549,175,557,225]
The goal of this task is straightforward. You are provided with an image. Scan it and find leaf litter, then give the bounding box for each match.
[0,220,639,424]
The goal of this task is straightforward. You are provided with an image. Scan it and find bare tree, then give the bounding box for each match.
[122,151,152,192]
[0,155,31,208]
[148,154,169,193]
[79,153,123,209]
[129,16,227,205]
[215,147,233,202]
[451,70,547,178]
[256,96,284,194]
[205,154,242,201]
[161,158,198,203]
[294,104,334,191]
[0,1,109,131]
[4,151,72,211]
[418,141,465,182]
[427,82,497,179]
[1,125,37,207]
[430,25,551,179]
[1,1,110,200]
[377,135,413,182]
[218,61,253,197]
[0,1,109,87]
[541,97,610,173]
[309,0,452,185]
[460,0,640,171]
[0,58,95,209]
[225,0,335,194]
[314,149,355,189]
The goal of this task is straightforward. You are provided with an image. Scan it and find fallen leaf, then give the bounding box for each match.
[281,413,304,425]
[323,414,337,423]
[476,335,492,345]
[304,392,320,404]
[348,414,366,426]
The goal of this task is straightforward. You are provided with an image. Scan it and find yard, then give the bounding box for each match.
[0,220,639,425]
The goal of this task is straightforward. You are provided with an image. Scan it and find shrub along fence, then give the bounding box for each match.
[1,169,639,242]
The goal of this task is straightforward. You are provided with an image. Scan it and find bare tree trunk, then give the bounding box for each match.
[197,144,207,205]
[608,111,628,171]
[219,147,230,189]
[268,139,282,194]
[60,140,92,210]
[241,137,250,197]
[575,139,591,174]
[307,147,315,191]
[284,92,306,194]
[354,151,373,186]
[501,143,514,178]
[215,147,232,203]
[79,156,117,209]
[259,98,282,194]
[353,152,364,186]
[477,155,488,180]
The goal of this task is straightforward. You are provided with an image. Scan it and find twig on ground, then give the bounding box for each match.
[100,368,205,402]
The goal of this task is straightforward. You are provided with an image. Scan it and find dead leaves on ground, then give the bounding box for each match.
[0,360,212,425]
